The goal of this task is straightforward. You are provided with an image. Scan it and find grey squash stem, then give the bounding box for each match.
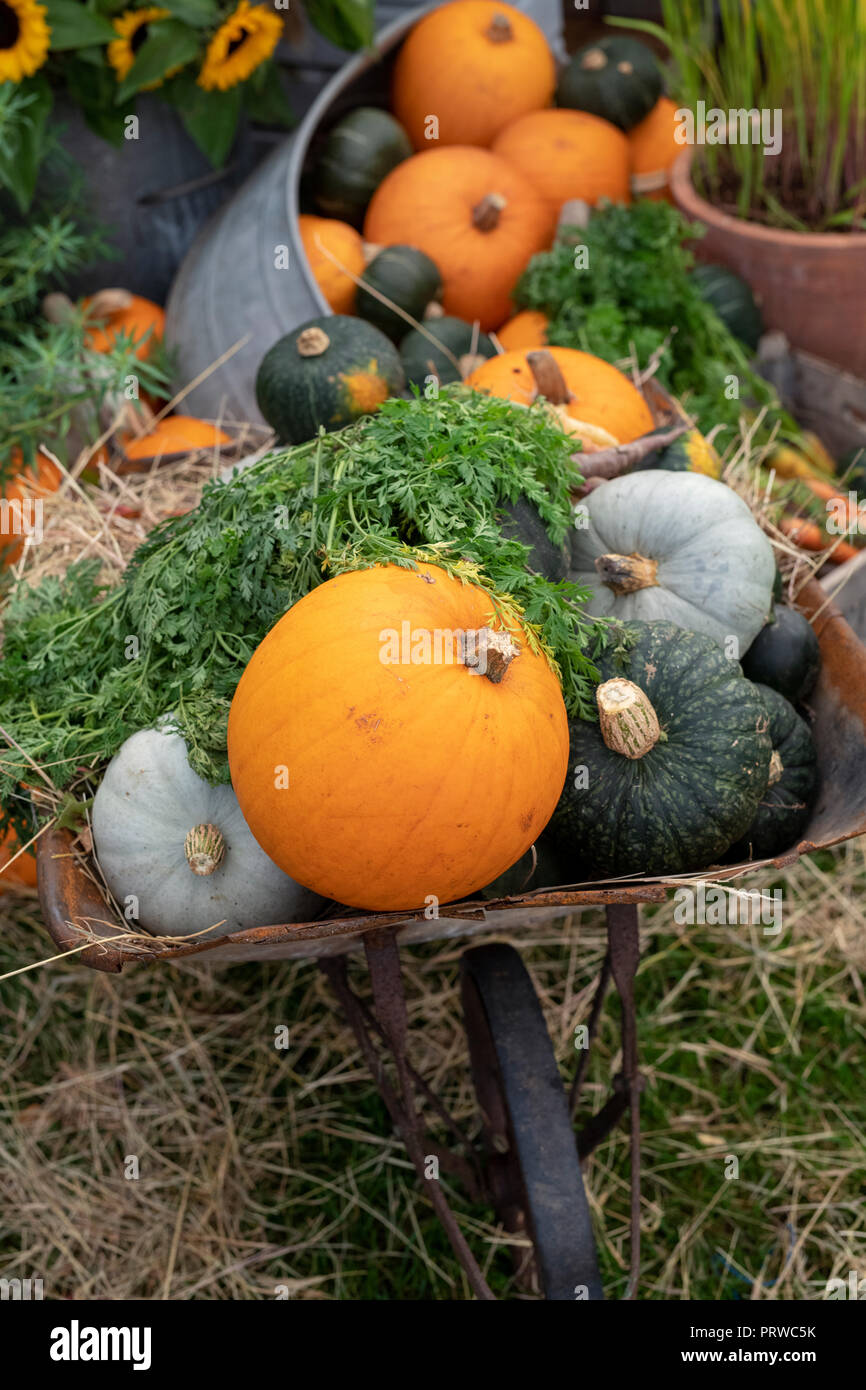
[185,823,226,876]
[596,552,660,594]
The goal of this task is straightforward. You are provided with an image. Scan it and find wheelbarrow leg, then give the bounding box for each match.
[320,928,496,1301]
[605,902,642,1300]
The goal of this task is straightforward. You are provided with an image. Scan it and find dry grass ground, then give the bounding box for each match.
[1,843,864,1301]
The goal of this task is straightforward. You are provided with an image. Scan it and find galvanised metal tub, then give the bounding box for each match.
[164,1,565,423]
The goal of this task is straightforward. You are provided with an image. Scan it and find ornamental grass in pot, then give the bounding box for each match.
[630,0,866,377]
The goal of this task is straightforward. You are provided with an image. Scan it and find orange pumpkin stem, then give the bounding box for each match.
[472,192,507,232]
[184,823,226,876]
[485,12,514,42]
[297,326,330,357]
[526,349,572,406]
[596,551,659,595]
[461,627,520,683]
[84,288,135,320]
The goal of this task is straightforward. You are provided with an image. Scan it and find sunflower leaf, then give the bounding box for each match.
[113,19,201,103]
[0,78,53,214]
[160,0,221,27]
[304,0,374,51]
[175,79,242,167]
[243,61,293,129]
[43,0,117,49]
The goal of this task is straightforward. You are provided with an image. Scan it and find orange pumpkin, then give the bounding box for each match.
[496,309,549,351]
[120,416,232,467]
[364,147,551,330]
[392,0,555,150]
[227,562,569,911]
[491,109,630,230]
[628,96,681,202]
[0,827,38,890]
[298,214,365,315]
[83,291,165,362]
[1,447,62,567]
[466,347,654,447]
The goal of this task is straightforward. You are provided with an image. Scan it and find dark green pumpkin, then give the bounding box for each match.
[255,315,405,445]
[691,263,764,351]
[556,37,662,132]
[632,427,722,478]
[725,684,817,861]
[399,316,497,389]
[356,245,443,343]
[313,106,412,227]
[480,839,565,900]
[499,495,570,582]
[547,620,772,879]
[741,605,821,704]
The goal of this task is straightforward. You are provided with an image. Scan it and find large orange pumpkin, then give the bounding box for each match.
[364,147,551,330]
[466,347,654,446]
[491,109,630,230]
[392,0,555,150]
[1,447,62,567]
[227,563,569,911]
[0,827,38,890]
[83,291,165,362]
[298,214,366,315]
[628,96,681,202]
[496,309,549,351]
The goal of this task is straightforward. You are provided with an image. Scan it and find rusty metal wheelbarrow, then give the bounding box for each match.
[34,574,866,1300]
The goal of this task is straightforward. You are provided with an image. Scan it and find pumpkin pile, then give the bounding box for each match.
[256,2,679,447]
[0,11,841,931]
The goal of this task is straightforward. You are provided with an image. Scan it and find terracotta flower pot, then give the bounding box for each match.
[670,149,866,378]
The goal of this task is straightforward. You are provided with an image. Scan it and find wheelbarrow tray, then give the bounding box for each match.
[35,576,866,973]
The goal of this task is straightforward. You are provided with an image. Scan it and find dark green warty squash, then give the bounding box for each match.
[480,839,565,900]
[547,621,773,879]
[725,683,818,862]
[740,605,821,704]
[399,315,497,389]
[691,263,764,351]
[356,245,443,342]
[255,315,404,445]
[313,107,412,226]
[556,36,662,132]
[499,495,570,582]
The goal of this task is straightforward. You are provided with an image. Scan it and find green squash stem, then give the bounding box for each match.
[185,823,226,876]
[296,326,330,358]
[597,678,661,759]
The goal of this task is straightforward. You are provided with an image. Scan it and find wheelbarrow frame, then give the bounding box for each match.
[31,576,866,1298]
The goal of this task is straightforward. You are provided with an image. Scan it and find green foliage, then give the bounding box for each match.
[617,0,866,230]
[516,201,793,446]
[0,390,607,831]
[0,78,53,213]
[0,202,169,472]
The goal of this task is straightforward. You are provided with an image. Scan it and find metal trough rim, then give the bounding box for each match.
[35,575,866,973]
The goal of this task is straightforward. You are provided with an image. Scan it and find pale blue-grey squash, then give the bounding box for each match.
[569,471,775,653]
[92,728,325,938]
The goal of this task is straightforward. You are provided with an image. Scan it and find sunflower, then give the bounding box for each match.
[108,7,186,88]
[198,1,283,92]
[0,0,50,83]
